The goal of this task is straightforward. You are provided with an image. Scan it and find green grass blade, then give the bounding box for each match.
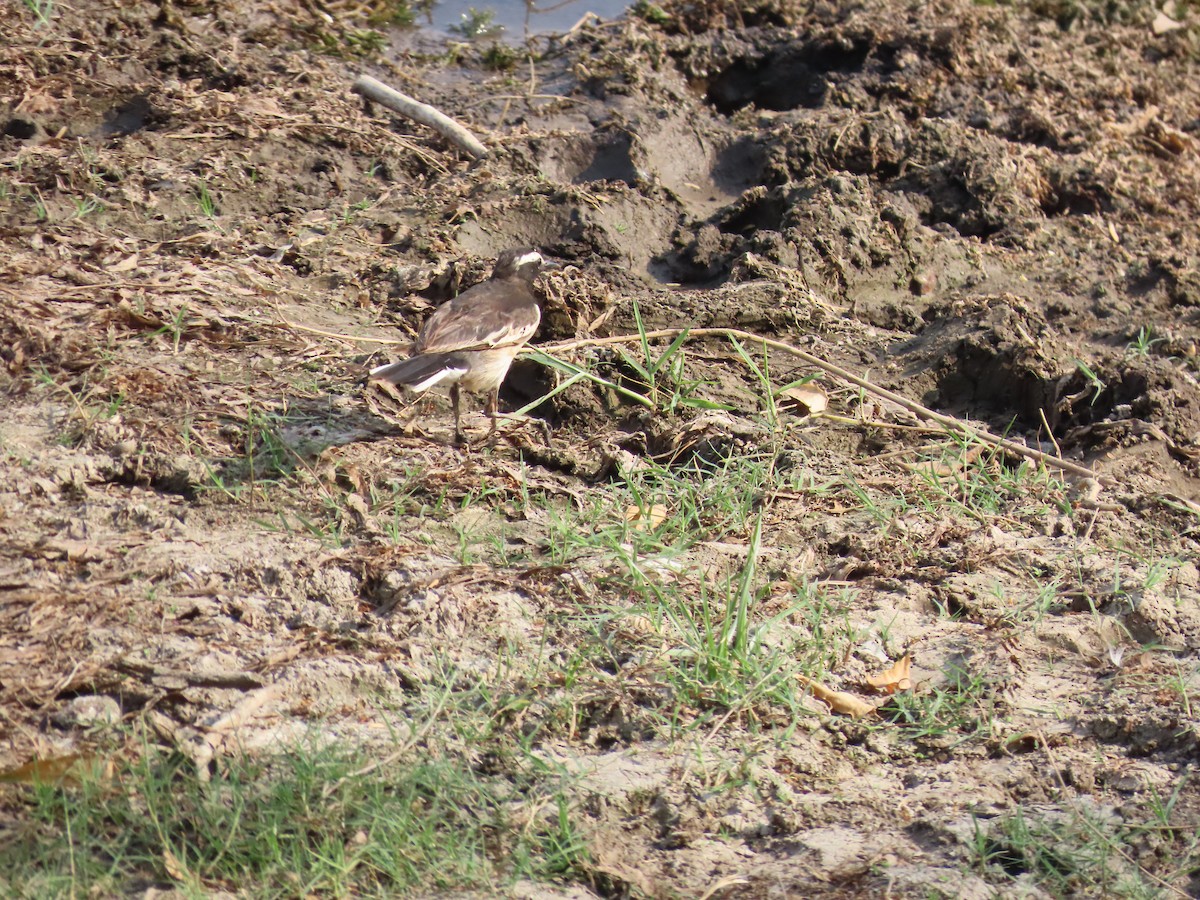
[526,350,653,409]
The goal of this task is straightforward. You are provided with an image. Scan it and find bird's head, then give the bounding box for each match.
[492,247,551,283]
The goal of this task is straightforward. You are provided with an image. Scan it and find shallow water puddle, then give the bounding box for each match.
[416,0,632,38]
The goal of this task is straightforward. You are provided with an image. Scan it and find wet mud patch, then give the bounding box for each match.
[901,296,1200,458]
[531,127,642,186]
[704,33,884,114]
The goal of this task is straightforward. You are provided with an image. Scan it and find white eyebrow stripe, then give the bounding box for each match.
[513,251,543,268]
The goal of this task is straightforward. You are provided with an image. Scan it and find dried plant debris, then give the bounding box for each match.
[2,0,1200,896]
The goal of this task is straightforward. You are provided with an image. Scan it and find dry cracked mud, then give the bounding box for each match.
[2,0,1200,896]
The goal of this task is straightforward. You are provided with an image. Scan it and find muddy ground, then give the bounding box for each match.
[3,0,1200,896]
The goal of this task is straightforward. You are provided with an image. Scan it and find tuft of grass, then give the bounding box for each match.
[151,304,189,355]
[194,182,217,218]
[339,28,388,55]
[256,507,346,547]
[1073,358,1106,405]
[482,42,519,70]
[366,0,417,26]
[449,6,501,39]
[618,300,730,416]
[193,405,304,504]
[729,334,816,431]
[71,196,104,219]
[632,0,671,24]
[22,0,54,27]
[879,661,998,749]
[532,448,827,733]
[993,576,1064,629]
[544,450,776,569]
[648,514,824,725]
[911,431,1070,524]
[1126,325,1164,358]
[526,301,731,419]
[971,784,1200,897]
[30,366,124,447]
[0,728,590,896]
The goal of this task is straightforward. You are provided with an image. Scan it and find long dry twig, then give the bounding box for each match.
[352,75,488,159]
[532,328,1114,486]
[275,307,1111,485]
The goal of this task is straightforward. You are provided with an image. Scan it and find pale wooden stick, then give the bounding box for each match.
[352,74,488,159]
[531,328,1113,486]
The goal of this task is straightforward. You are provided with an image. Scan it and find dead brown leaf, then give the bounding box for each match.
[0,753,111,786]
[163,848,188,881]
[1152,10,1185,34]
[778,383,828,416]
[109,253,140,273]
[865,654,913,695]
[625,504,668,532]
[797,675,876,718]
[34,538,109,562]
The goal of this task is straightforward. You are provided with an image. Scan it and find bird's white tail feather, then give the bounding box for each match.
[408,367,465,391]
[370,356,468,392]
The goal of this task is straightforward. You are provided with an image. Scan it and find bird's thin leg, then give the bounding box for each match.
[452,383,465,445]
[485,389,499,440]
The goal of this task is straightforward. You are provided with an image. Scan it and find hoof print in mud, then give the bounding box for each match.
[705,36,879,115]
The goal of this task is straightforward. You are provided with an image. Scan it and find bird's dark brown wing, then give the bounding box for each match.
[415,280,540,354]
